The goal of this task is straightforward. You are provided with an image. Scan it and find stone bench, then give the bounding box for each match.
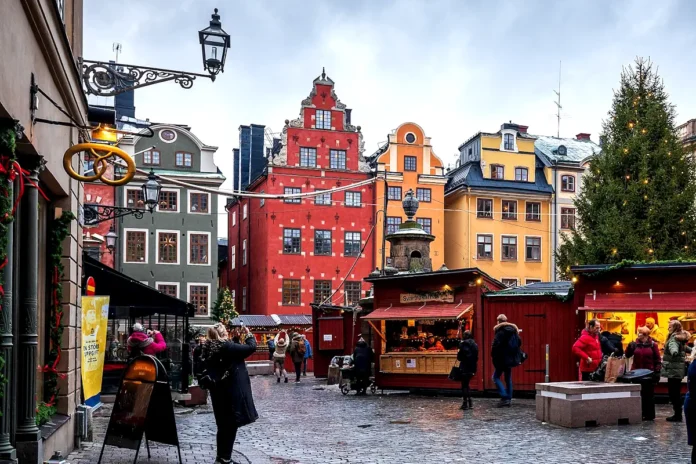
[247,361,274,376]
[536,381,642,428]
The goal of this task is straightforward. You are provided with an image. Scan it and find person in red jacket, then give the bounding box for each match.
[127,323,167,357]
[572,319,603,381]
[625,326,661,420]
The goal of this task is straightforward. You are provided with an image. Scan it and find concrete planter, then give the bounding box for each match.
[183,385,209,406]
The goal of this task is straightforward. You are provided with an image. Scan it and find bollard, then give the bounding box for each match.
[44,450,68,463]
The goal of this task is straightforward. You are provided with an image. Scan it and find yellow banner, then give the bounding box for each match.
[81,296,110,405]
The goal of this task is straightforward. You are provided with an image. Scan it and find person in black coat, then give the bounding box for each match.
[457,330,479,410]
[684,355,696,463]
[352,337,374,395]
[201,323,258,464]
[600,331,624,357]
[491,314,521,407]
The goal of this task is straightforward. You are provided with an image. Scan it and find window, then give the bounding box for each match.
[231,245,236,270]
[416,218,432,234]
[386,216,402,234]
[232,211,236,226]
[175,152,193,167]
[330,150,347,170]
[84,246,100,261]
[285,187,302,204]
[190,192,209,213]
[316,110,332,130]
[157,231,179,264]
[160,129,176,142]
[157,284,178,298]
[142,150,160,166]
[561,175,576,192]
[477,234,493,259]
[561,207,576,230]
[491,164,504,179]
[158,190,178,212]
[243,203,248,218]
[501,236,517,261]
[345,281,362,307]
[502,200,517,220]
[283,228,301,254]
[300,147,317,167]
[502,278,518,288]
[526,202,541,221]
[344,232,361,257]
[260,190,265,207]
[515,167,528,182]
[315,190,332,205]
[314,280,332,304]
[526,279,542,285]
[83,154,95,173]
[125,230,147,263]
[345,191,361,207]
[477,198,493,218]
[405,132,416,144]
[126,189,144,207]
[416,188,431,202]
[504,133,515,151]
[404,156,417,171]
[242,287,247,312]
[314,230,332,256]
[189,285,209,316]
[242,239,247,265]
[526,237,541,261]
[282,280,301,305]
[388,186,402,201]
[189,233,209,265]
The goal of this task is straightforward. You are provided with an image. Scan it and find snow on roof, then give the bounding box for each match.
[534,135,601,166]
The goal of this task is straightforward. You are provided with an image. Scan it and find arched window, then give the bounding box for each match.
[410,250,422,259]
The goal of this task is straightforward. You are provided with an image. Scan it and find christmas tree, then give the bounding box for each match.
[557,58,696,278]
[211,287,238,328]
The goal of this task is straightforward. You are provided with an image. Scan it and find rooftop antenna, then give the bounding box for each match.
[553,61,562,138]
[113,42,122,62]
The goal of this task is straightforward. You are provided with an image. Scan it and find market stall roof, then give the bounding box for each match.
[277,315,312,325]
[486,281,573,298]
[82,254,194,317]
[579,292,696,311]
[229,314,312,328]
[363,304,473,321]
[572,261,696,274]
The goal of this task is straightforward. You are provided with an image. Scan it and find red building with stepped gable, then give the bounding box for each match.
[226,70,374,316]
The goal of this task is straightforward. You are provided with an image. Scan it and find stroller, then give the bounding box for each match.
[338,358,377,395]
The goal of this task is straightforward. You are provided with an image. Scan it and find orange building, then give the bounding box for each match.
[369,123,447,270]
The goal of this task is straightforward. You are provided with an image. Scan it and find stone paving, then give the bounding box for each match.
[69,375,693,464]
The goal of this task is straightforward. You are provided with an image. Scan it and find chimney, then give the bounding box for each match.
[518,125,529,134]
[576,133,591,141]
[345,108,352,125]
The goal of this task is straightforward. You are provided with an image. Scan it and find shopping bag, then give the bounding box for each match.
[604,355,625,383]
[448,362,462,382]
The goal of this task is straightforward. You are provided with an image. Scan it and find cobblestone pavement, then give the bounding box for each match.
[69,375,692,464]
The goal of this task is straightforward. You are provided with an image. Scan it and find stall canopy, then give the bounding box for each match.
[362,304,473,320]
[229,314,312,328]
[579,292,696,311]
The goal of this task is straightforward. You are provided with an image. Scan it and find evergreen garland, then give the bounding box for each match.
[556,58,696,279]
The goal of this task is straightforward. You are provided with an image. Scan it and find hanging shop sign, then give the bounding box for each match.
[63,142,136,186]
[400,290,454,304]
[81,295,110,407]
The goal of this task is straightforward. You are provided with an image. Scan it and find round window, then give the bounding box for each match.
[405,132,416,144]
[160,129,177,143]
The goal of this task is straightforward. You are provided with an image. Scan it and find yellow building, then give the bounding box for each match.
[444,123,554,286]
[371,123,447,270]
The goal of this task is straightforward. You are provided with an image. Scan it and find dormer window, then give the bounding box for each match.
[316,110,332,130]
[561,175,576,192]
[491,164,504,180]
[504,133,515,151]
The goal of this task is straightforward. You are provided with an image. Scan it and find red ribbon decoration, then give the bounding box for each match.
[40,267,66,407]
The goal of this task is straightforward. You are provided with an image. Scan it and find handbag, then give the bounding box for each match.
[448,362,463,382]
[605,355,625,383]
[520,350,528,364]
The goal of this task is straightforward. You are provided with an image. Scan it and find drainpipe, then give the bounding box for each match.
[381,176,388,274]
[467,188,471,268]
[552,164,557,281]
[247,199,251,313]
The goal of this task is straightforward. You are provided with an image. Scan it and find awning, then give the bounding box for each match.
[363,304,473,321]
[579,292,696,311]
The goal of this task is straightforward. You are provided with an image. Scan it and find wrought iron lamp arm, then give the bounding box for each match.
[83,204,153,225]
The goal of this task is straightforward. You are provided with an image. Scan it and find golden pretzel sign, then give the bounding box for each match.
[63,143,136,186]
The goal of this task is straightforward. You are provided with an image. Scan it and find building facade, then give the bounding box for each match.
[677,118,696,158]
[226,71,374,315]
[535,133,599,279]
[233,123,267,191]
[369,123,447,270]
[116,125,224,323]
[445,123,554,286]
[0,0,87,461]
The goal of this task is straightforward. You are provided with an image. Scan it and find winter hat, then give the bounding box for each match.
[133,323,145,333]
[292,333,303,341]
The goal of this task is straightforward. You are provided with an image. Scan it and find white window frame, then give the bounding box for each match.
[156,188,181,213]
[232,211,237,226]
[187,231,212,266]
[188,190,211,215]
[156,229,180,265]
[243,203,248,219]
[476,233,494,260]
[524,235,543,262]
[124,187,144,208]
[187,282,212,317]
[501,278,518,288]
[231,245,236,270]
[501,234,518,261]
[156,281,180,299]
[242,239,247,266]
[500,129,518,152]
[123,228,149,264]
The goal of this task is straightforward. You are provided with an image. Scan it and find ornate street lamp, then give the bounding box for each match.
[82,171,163,225]
[199,8,231,79]
[105,226,118,254]
[80,8,230,96]
[142,170,162,212]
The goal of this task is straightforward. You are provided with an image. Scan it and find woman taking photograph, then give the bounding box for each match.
[662,319,691,422]
[201,323,258,464]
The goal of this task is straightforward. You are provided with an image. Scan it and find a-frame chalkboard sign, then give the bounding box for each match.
[98,355,182,464]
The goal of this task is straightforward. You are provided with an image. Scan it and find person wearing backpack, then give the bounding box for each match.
[491,314,521,407]
[457,330,479,410]
[625,326,661,421]
[289,333,306,383]
[302,335,313,376]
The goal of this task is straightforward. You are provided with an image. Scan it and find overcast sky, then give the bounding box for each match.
[84,0,696,237]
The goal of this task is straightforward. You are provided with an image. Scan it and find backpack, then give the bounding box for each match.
[297,339,306,356]
[508,333,526,365]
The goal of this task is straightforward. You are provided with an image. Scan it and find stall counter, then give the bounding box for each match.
[380,352,457,375]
